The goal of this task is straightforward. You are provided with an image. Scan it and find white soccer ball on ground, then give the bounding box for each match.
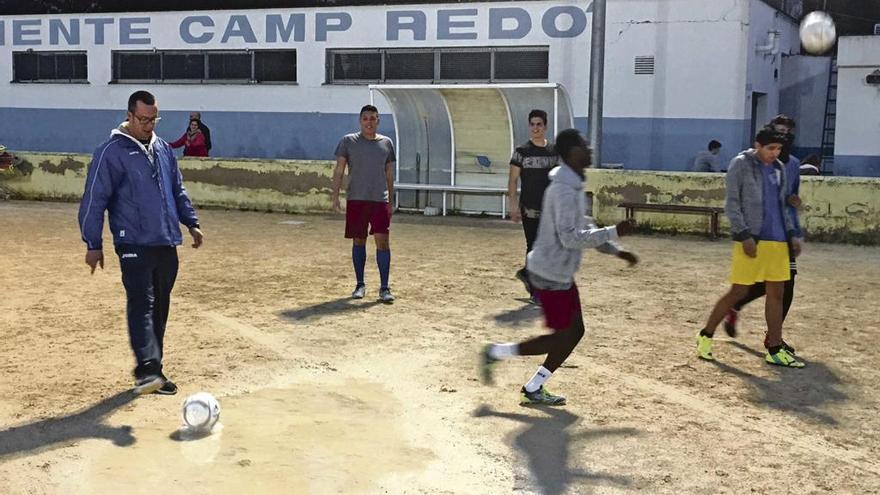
[799,11,836,55]
[181,392,221,432]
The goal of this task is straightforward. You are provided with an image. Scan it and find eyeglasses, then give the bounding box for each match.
[132,115,161,125]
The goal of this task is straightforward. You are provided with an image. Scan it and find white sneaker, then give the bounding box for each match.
[379,287,395,303]
[351,284,366,299]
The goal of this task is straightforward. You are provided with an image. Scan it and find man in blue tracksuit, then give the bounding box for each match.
[78,90,204,396]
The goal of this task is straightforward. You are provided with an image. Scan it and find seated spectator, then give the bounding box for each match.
[0,144,15,170]
[800,154,821,175]
[693,140,722,172]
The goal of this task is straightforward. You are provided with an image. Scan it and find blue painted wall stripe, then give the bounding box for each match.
[1,107,875,176]
[833,155,880,177]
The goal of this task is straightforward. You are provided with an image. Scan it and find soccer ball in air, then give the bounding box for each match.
[799,11,836,55]
[181,392,221,432]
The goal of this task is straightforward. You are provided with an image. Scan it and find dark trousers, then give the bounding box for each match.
[521,213,540,257]
[518,212,541,295]
[115,245,179,367]
[733,271,797,320]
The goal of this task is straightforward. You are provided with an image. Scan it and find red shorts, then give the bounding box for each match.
[533,283,582,331]
[345,200,391,239]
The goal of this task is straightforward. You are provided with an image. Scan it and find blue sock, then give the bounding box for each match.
[352,245,366,286]
[377,249,391,289]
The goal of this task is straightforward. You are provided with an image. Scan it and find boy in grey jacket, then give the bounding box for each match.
[481,130,637,406]
[696,126,804,368]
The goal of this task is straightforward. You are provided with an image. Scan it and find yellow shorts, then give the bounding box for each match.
[729,240,790,285]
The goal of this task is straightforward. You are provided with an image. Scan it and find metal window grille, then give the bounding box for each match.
[13,51,87,82]
[494,49,549,80]
[439,50,491,80]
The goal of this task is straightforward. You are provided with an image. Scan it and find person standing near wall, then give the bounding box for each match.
[170,119,209,157]
[331,105,397,303]
[508,110,559,304]
[79,90,204,395]
[189,112,212,154]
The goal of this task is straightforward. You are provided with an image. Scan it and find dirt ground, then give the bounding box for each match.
[1,199,878,495]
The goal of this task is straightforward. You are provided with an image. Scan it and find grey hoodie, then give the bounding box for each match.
[526,163,620,285]
[725,150,796,241]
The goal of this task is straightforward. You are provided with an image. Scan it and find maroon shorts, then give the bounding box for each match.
[345,200,391,239]
[533,283,582,331]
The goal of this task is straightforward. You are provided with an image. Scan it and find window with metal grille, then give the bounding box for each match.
[385,51,434,80]
[207,52,251,81]
[13,51,87,83]
[254,51,297,82]
[112,50,296,83]
[634,56,655,75]
[326,47,548,84]
[332,52,382,81]
[163,52,205,80]
[439,51,491,80]
[113,52,160,81]
[494,49,549,80]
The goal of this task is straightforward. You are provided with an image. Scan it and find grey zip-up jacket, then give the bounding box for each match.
[725,150,797,241]
[526,163,620,284]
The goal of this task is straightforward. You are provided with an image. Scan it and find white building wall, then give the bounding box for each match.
[0,0,808,170]
[779,54,830,157]
[745,0,801,142]
[604,0,749,120]
[834,36,880,176]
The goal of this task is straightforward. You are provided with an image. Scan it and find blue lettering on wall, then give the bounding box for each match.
[315,13,351,42]
[84,18,114,45]
[222,15,258,43]
[120,17,150,45]
[266,14,306,43]
[12,20,41,46]
[489,8,531,40]
[542,6,588,38]
[49,19,80,45]
[180,16,214,44]
[437,9,478,40]
[387,11,426,41]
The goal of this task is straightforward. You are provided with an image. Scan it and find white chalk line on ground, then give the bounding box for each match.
[203,311,286,357]
[200,312,880,477]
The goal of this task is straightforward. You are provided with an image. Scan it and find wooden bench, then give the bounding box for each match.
[619,202,725,238]
[394,183,511,217]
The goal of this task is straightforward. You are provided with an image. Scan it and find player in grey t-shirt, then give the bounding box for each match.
[331,105,397,303]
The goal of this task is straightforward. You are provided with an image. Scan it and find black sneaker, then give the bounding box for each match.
[515,268,531,295]
[782,340,797,355]
[133,360,165,395]
[722,309,738,338]
[154,374,178,395]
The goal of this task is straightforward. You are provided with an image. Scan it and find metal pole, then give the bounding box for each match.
[553,86,559,138]
[588,0,606,167]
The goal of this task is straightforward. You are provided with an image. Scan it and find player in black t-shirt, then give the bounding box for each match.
[507,110,559,304]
